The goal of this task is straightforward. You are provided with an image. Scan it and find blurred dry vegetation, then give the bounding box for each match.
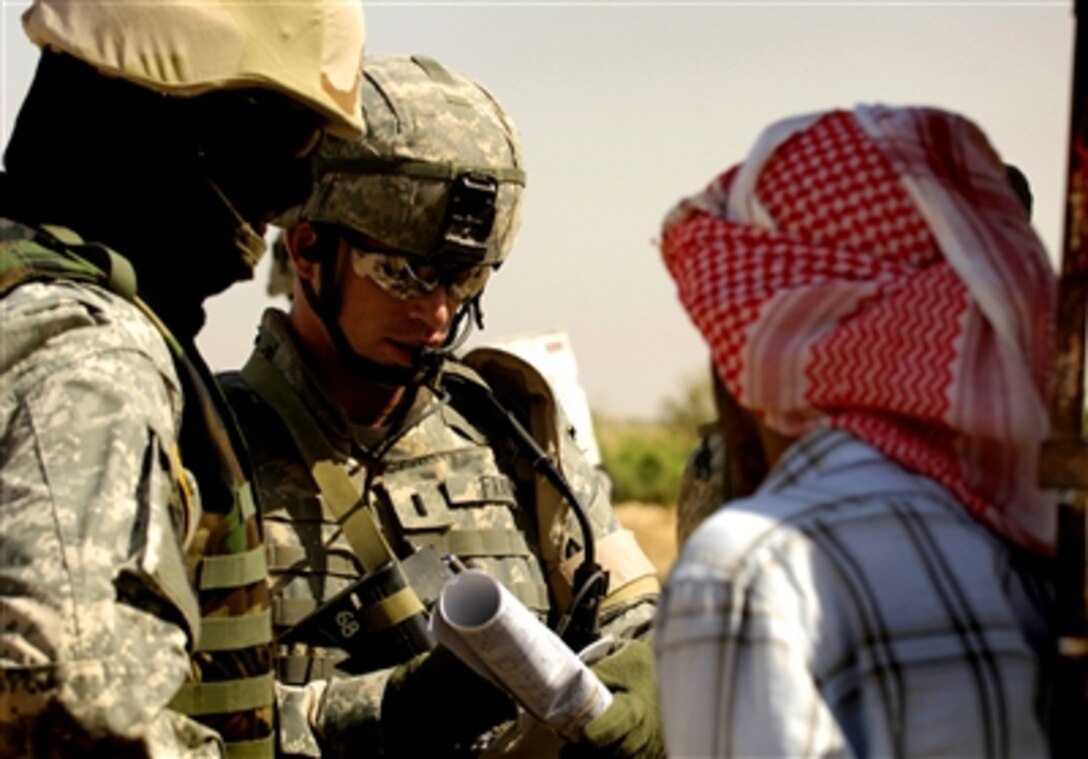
[600,369,715,580]
[609,386,1088,581]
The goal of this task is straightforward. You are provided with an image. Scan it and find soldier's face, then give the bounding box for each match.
[336,244,457,369]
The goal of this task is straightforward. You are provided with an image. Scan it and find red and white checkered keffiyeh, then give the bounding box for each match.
[662,105,1057,553]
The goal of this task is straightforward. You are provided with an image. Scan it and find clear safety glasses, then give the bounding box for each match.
[350,248,492,303]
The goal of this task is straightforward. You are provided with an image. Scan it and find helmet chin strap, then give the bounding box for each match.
[204,175,268,270]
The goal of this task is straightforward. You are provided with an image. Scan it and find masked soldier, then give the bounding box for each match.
[0,1,365,756]
[218,55,664,758]
[655,106,1054,758]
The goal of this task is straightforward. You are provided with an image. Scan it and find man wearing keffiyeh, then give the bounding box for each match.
[653,105,1057,757]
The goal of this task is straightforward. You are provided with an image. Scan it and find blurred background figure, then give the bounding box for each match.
[672,160,1035,551]
[655,105,1057,757]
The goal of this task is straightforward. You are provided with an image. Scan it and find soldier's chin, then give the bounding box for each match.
[384,341,421,367]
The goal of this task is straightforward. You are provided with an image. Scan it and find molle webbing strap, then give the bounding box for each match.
[155,329,274,757]
[199,545,269,590]
[199,609,274,651]
[266,544,359,577]
[272,596,317,628]
[276,653,343,686]
[444,528,532,557]
[222,736,276,759]
[404,530,549,612]
[169,671,275,716]
[240,351,426,628]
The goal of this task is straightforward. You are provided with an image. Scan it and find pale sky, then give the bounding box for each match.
[2,1,1074,420]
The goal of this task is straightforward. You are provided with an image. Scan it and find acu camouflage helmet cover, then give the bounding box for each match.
[289,54,526,267]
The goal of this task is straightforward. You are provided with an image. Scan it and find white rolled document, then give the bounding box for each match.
[431,569,613,740]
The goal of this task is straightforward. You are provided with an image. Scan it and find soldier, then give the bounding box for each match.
[218,55,664,757]
[0,1,365,756]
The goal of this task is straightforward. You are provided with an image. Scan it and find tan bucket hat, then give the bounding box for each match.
[22,0,366,139]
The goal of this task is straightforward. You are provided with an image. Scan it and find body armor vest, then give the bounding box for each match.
[0,224,276,759]
[221,350,553,685]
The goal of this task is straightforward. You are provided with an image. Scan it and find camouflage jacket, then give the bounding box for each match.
[219,309,659,757]
[0,220,220,757]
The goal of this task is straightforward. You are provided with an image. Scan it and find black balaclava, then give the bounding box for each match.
[3,52,313,344]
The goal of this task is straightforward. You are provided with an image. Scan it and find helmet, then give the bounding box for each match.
[22,0,366,139]
[292,54,526,268]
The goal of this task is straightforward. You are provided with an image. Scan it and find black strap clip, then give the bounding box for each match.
[439,172,498,262]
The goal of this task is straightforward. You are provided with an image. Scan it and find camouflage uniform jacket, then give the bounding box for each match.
[0,220,219,756]
[219,309,659,757]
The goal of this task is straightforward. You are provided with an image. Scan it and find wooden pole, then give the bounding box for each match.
[1039,2,1088,753]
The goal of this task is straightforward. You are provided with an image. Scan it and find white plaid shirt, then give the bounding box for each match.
[654,428,1051,758]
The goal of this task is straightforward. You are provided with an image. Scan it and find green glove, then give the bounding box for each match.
[561,639,665,759]
[381,645,516,757]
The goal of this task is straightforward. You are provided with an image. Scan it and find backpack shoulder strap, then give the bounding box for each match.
[0,221,136,300]
[238,350,426,630]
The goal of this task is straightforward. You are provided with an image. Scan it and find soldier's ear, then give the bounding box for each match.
[286,222,320,281]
